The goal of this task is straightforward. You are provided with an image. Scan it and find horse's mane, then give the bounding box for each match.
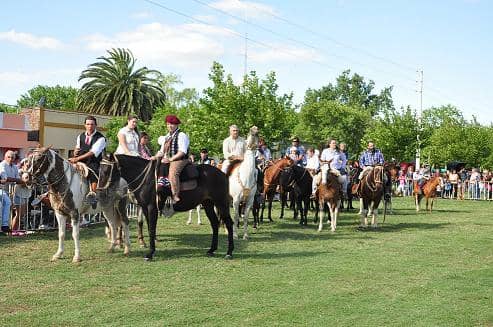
[114,154,150,169]
[226,159,243,177]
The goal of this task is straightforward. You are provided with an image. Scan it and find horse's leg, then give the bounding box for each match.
[268,198,273,222]
[318,200,324,232]
[359,200,368,228]
[197,205,202,225]
[279,191,286,219]
[137,208,146,248]
[71,211,81,263]
[143,204,157,261]
[232,196,240,240]
[415,194,420,212]
[117,199,130,256]
[331,201,340,232]
[201,201,219,256]
[358,198,363,215]
[303,197,309,226]
[104,208,118,253]
[187,209,193,225]
[52,211,67,261]
[242,195,254,240]
[371,203,378,228]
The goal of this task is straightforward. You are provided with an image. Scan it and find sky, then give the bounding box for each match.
[1,0,491,123]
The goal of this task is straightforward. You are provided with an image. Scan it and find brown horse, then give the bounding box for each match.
[358,165,392,228]
[414,177,441,212]
[260,157,294,222]
[314,172,341,232]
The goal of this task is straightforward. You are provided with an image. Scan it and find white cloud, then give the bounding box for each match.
[249,44,322,64]
[209,0,278,19]
[0,29,63,50]
[130,11,153,19]
[82,22,230,67]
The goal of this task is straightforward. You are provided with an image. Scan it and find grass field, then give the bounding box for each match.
[1,197,492,326]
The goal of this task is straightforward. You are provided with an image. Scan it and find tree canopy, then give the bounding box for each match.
[17,85,78,110]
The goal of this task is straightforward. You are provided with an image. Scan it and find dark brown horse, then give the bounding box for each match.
[97,153,234,261]
[260,157,294,222]
[314,172,341,232]
[414,176,441,212]
[358,165,392,228]
[278,165,312,225]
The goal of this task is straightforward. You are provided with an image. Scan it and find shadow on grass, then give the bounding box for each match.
[357,222,451,233]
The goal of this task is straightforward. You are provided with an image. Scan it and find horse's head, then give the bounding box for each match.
[246,126,259,150]
[21,147,54,185]
[97,153,120,190]
[278,166,294,190]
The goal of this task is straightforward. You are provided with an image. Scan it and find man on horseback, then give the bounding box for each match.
[156,115,190,204]
[221,124,246,174]
[318,139,347,198]
[356,141,386,195]
[69,115,106,205]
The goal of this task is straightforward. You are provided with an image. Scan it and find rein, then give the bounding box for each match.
[101,156,155,193]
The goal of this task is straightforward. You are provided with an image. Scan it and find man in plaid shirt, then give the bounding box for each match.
[355,141,386,196]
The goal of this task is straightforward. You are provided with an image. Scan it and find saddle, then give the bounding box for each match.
[158,162,199,192]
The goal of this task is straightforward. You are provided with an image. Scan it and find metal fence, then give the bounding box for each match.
[1,183,141,232]
[392,180,493,201]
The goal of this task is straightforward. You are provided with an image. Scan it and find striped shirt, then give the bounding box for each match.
[359,149,385,168]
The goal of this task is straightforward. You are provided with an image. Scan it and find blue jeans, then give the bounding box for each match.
[0,190,11,227]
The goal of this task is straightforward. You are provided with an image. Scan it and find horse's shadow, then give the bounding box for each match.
[359,222,451,233]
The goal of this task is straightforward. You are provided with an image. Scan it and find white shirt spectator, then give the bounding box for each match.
[305,154,320,171]
[320,148,346,171]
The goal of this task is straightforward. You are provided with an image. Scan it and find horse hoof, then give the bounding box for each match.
[224,254,233,260]
[186,221,192,225]
[243,235,249,241]
[72,257,81,263]
[144,255,153,261]
[207,251,215,257]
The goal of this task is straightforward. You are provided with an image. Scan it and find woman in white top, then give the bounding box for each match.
[115,115,140,156]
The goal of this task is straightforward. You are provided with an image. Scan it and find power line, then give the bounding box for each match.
[142,0,336,72]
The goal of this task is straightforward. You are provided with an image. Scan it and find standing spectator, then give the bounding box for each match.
[115,115,140,156]
[405,166,415,196]
[469,168,481,200]
[0,150,22,233]
[11,158,32,231]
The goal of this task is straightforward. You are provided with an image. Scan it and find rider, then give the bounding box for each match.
[285,136,306,166]
[115,115,140,156]
[356,140,386,194]
[319,139,348,198]
[413,165,430,194]
[69,115,106,205]
[156,115,190,203]
[222,124,246,174]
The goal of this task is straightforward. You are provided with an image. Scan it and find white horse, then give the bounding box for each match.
[228,126,259,240]
[22,148,130,263]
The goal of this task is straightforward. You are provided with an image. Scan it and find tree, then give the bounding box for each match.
[17,85,78,110]
[0,103,17,113]
[363,106,419,162]
[77,48,165,122]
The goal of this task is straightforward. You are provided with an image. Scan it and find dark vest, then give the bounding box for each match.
[78,131,105,166]
[167,129,188,159]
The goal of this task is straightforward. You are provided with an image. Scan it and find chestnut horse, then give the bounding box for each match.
[358,165,392,228]
[260,157,294,222]
[314,172,341,232]
[414,177,441,212]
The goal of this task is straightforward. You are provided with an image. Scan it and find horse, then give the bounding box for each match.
[358,165,392,228]
[22,147,130,262]
[97,153,234,260]
[278,165,312,225]
[260,157,294,222]
[252,167,264,230]
[227,126,258,240]
[314,172,341,232]
[414,177,441,212]
[187,205,202,225]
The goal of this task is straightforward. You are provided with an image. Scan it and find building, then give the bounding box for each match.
[2,107,113,160]
[0,111,38,160]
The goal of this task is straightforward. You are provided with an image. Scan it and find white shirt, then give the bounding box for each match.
[115,126,140,156]
[157,130,190,157]
[256,148,272,161]
[223,136,246,159]
[320,148,345,170]
[305,154,320,171]
[75,130,106,157]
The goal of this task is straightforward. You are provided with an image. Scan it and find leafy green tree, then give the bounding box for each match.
[0,103,18,113]
[77,48,165,122]
[363,106,419,162]
[17,85,78,110]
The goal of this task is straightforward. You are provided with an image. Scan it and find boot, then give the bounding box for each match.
[86,182,98,209]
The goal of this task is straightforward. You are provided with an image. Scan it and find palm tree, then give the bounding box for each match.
[77,48,165,122]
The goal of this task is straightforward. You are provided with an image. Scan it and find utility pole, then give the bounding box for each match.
[243,1,248,77]
[416,69,423,170]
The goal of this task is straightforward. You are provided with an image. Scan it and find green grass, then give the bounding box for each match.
[1,197,492,326]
